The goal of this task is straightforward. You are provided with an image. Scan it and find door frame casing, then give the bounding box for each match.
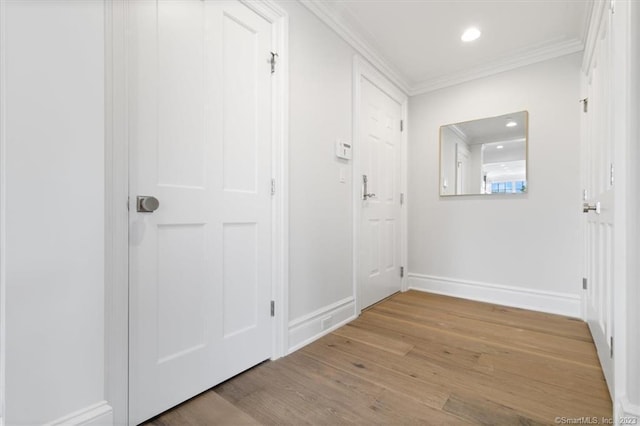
[0,0,6,422]
[352,56,408,313]
[104,1,289,424]
[610,0,629,416]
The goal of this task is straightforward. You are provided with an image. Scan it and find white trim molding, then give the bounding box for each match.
[610,0,632,416]
[298,0,585,96]
[0,0,6,422]
[408,273,582,318]
[621,397,640,419]
[44,402,113,426]
[240,0,290,362]
[104,0,130,424]
[287,297,356,353]
[411,38,584,95]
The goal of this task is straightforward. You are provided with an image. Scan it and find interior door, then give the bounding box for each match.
[582,1,614,395]
[128,1,273,423]
[456,144,470,195]
[359,77,403,309]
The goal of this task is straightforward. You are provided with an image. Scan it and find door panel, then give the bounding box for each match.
[222,12,259,193]
[384,219,396,271]
[222,223,259,337]
[129,1,272,423]
[157,1,206,188]
[156,224,207,362]
[359,77,402,309]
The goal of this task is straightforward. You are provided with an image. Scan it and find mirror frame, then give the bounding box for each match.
[439,111,529,197]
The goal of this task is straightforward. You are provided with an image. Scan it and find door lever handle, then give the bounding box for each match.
[583,202,600,214]
[362,175,376,200]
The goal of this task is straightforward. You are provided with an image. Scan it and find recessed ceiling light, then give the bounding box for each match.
[497,145,504,149]
[506,120,517,127]
[461,27,481,42]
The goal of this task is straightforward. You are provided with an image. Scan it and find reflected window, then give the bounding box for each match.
[490,180,526,194]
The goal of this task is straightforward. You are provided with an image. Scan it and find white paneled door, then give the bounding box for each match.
[455,144,470,195]
[582,2,614,396]
[359,77,403,309]
[128,1,273,423]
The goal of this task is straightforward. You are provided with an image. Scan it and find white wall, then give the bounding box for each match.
[277,1,358,349]
[3,1,108,424]
[407,53,583,316]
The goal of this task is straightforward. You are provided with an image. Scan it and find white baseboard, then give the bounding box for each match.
[45,401,113,426]
[408,273,581,318]
[288,296,357,353]
[621,396,640,418]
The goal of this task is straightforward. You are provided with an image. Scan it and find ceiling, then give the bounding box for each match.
[302,0,592,94]
[453,111,527,144]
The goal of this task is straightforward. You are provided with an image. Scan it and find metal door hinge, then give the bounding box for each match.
[610,336,614,357]
[400,120,404,132]
[271,178,276,196]
[610,0,615,14]
[583,278,587,290]
[580,98,588,113]
[400,193,404,205]
[400,266,404,278]
[270,52,278,74]
[610,163,615,186]
[270,300,275,317]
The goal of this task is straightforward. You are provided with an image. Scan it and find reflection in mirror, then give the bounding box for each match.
[439,111,528,196]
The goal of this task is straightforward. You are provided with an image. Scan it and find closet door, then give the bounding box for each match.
[582,0,615,396]
[128,1,273,423]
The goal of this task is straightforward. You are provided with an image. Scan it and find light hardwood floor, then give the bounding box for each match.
[145,291,612,425]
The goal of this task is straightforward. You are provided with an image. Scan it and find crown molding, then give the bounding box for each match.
[410,38,584,96]
[299,0,586,97]
[298,0,410,94]
[448,124,468,142]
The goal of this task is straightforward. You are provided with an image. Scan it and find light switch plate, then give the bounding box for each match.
[335,140,352,160]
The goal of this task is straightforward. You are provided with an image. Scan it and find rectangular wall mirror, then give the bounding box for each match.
[439,111,528,196]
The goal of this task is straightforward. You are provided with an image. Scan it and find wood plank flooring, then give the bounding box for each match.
[145,291,612,425]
